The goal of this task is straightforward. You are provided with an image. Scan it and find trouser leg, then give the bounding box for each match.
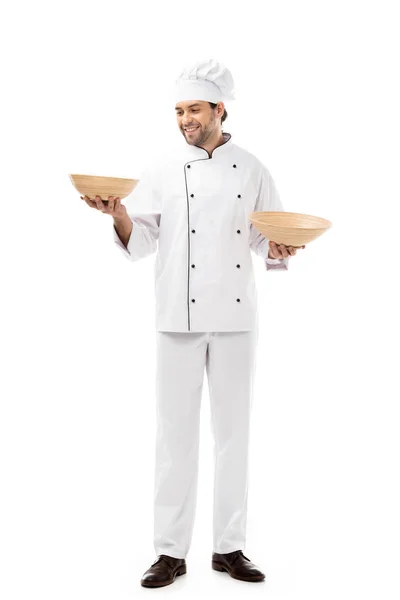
[206,328,259,554]
[153,331,208,559]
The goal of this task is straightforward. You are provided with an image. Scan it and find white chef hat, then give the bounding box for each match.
[174,58,236,104]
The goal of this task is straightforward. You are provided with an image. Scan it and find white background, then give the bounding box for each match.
[1,0,399,598]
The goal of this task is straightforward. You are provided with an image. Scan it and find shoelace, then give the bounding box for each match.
[151,555,177,569]
[229,550,251,563]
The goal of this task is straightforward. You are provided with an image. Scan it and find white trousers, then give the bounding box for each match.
[153,328,259,559]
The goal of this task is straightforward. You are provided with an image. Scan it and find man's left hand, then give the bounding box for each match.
[268,241,306,259]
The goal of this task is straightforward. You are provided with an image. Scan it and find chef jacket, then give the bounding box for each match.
[113,132,289,332]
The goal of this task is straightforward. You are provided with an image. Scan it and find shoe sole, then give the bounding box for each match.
[141,565,187,587]
[212,561,265,582]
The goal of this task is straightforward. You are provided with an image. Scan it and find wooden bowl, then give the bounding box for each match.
[249,211,332,247]
[69,174,138,204]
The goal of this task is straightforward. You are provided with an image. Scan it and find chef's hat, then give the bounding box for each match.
[174,58,236,104]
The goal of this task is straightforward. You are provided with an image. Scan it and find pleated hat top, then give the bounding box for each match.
[174,58,236,104]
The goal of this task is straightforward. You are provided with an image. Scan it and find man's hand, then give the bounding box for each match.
[268,241,306,259]
[80,195,127,220]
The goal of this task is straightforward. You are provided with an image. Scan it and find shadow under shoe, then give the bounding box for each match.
[140,554,187,588]
[212,549,265,582]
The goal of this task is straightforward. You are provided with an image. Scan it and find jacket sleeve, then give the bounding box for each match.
[249,162,289,271]
[113,163,161,262]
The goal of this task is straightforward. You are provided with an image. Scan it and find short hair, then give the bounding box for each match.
[208,102,228,124]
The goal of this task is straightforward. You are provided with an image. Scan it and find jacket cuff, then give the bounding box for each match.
[266,255,283,264]
[265,256,289,270]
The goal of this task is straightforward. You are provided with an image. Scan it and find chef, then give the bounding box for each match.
[103,58,303,587]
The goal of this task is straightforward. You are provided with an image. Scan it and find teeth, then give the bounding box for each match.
[185,127,198,131]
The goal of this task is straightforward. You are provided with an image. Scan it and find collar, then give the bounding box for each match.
[182,131,233,159]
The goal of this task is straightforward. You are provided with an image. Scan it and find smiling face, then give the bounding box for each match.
[175,100,224,145]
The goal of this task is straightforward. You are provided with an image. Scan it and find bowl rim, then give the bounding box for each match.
[69,173,137,182]
[249,218,329,230]
[249,211,332,228]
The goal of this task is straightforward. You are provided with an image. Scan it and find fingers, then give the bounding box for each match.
[107,196,115,212]
[107,196,120,214]
[80,194,121,213]
[269,241,288,258]
[269,241,281,258]
[278,244,290,258]
[283,244,306,256]
[81,195,97,208]
[269,241,304,258]
[94,195,106,211]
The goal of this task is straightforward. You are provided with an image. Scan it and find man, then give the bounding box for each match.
[82,58,304,587]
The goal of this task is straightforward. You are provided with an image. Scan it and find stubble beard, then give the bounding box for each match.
[184,116,215,147]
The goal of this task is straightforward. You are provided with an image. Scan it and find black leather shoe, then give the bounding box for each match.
[140,554,187,588]
[212,549,265,582]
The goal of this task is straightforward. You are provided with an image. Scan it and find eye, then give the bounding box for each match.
[176,109,199,116]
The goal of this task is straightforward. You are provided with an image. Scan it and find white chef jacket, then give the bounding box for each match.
[113,132,289,332]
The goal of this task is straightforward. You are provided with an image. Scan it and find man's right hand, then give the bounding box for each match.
[80,195,127,220]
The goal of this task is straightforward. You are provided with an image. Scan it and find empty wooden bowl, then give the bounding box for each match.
[69,174,138,204]
[249,211,332,247]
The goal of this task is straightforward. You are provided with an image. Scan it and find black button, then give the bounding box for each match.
[236,264,240,268]
[192,298,195,303]
[237,194,241,198]
[237,229,241,234]
[190,194,194,197]
[187,164,191,168]
[191,229,196,233]
[233,164,237,168]
[191,264,195,268]
[236,298,241,302]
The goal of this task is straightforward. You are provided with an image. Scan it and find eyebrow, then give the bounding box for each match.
[175,103,202,111]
